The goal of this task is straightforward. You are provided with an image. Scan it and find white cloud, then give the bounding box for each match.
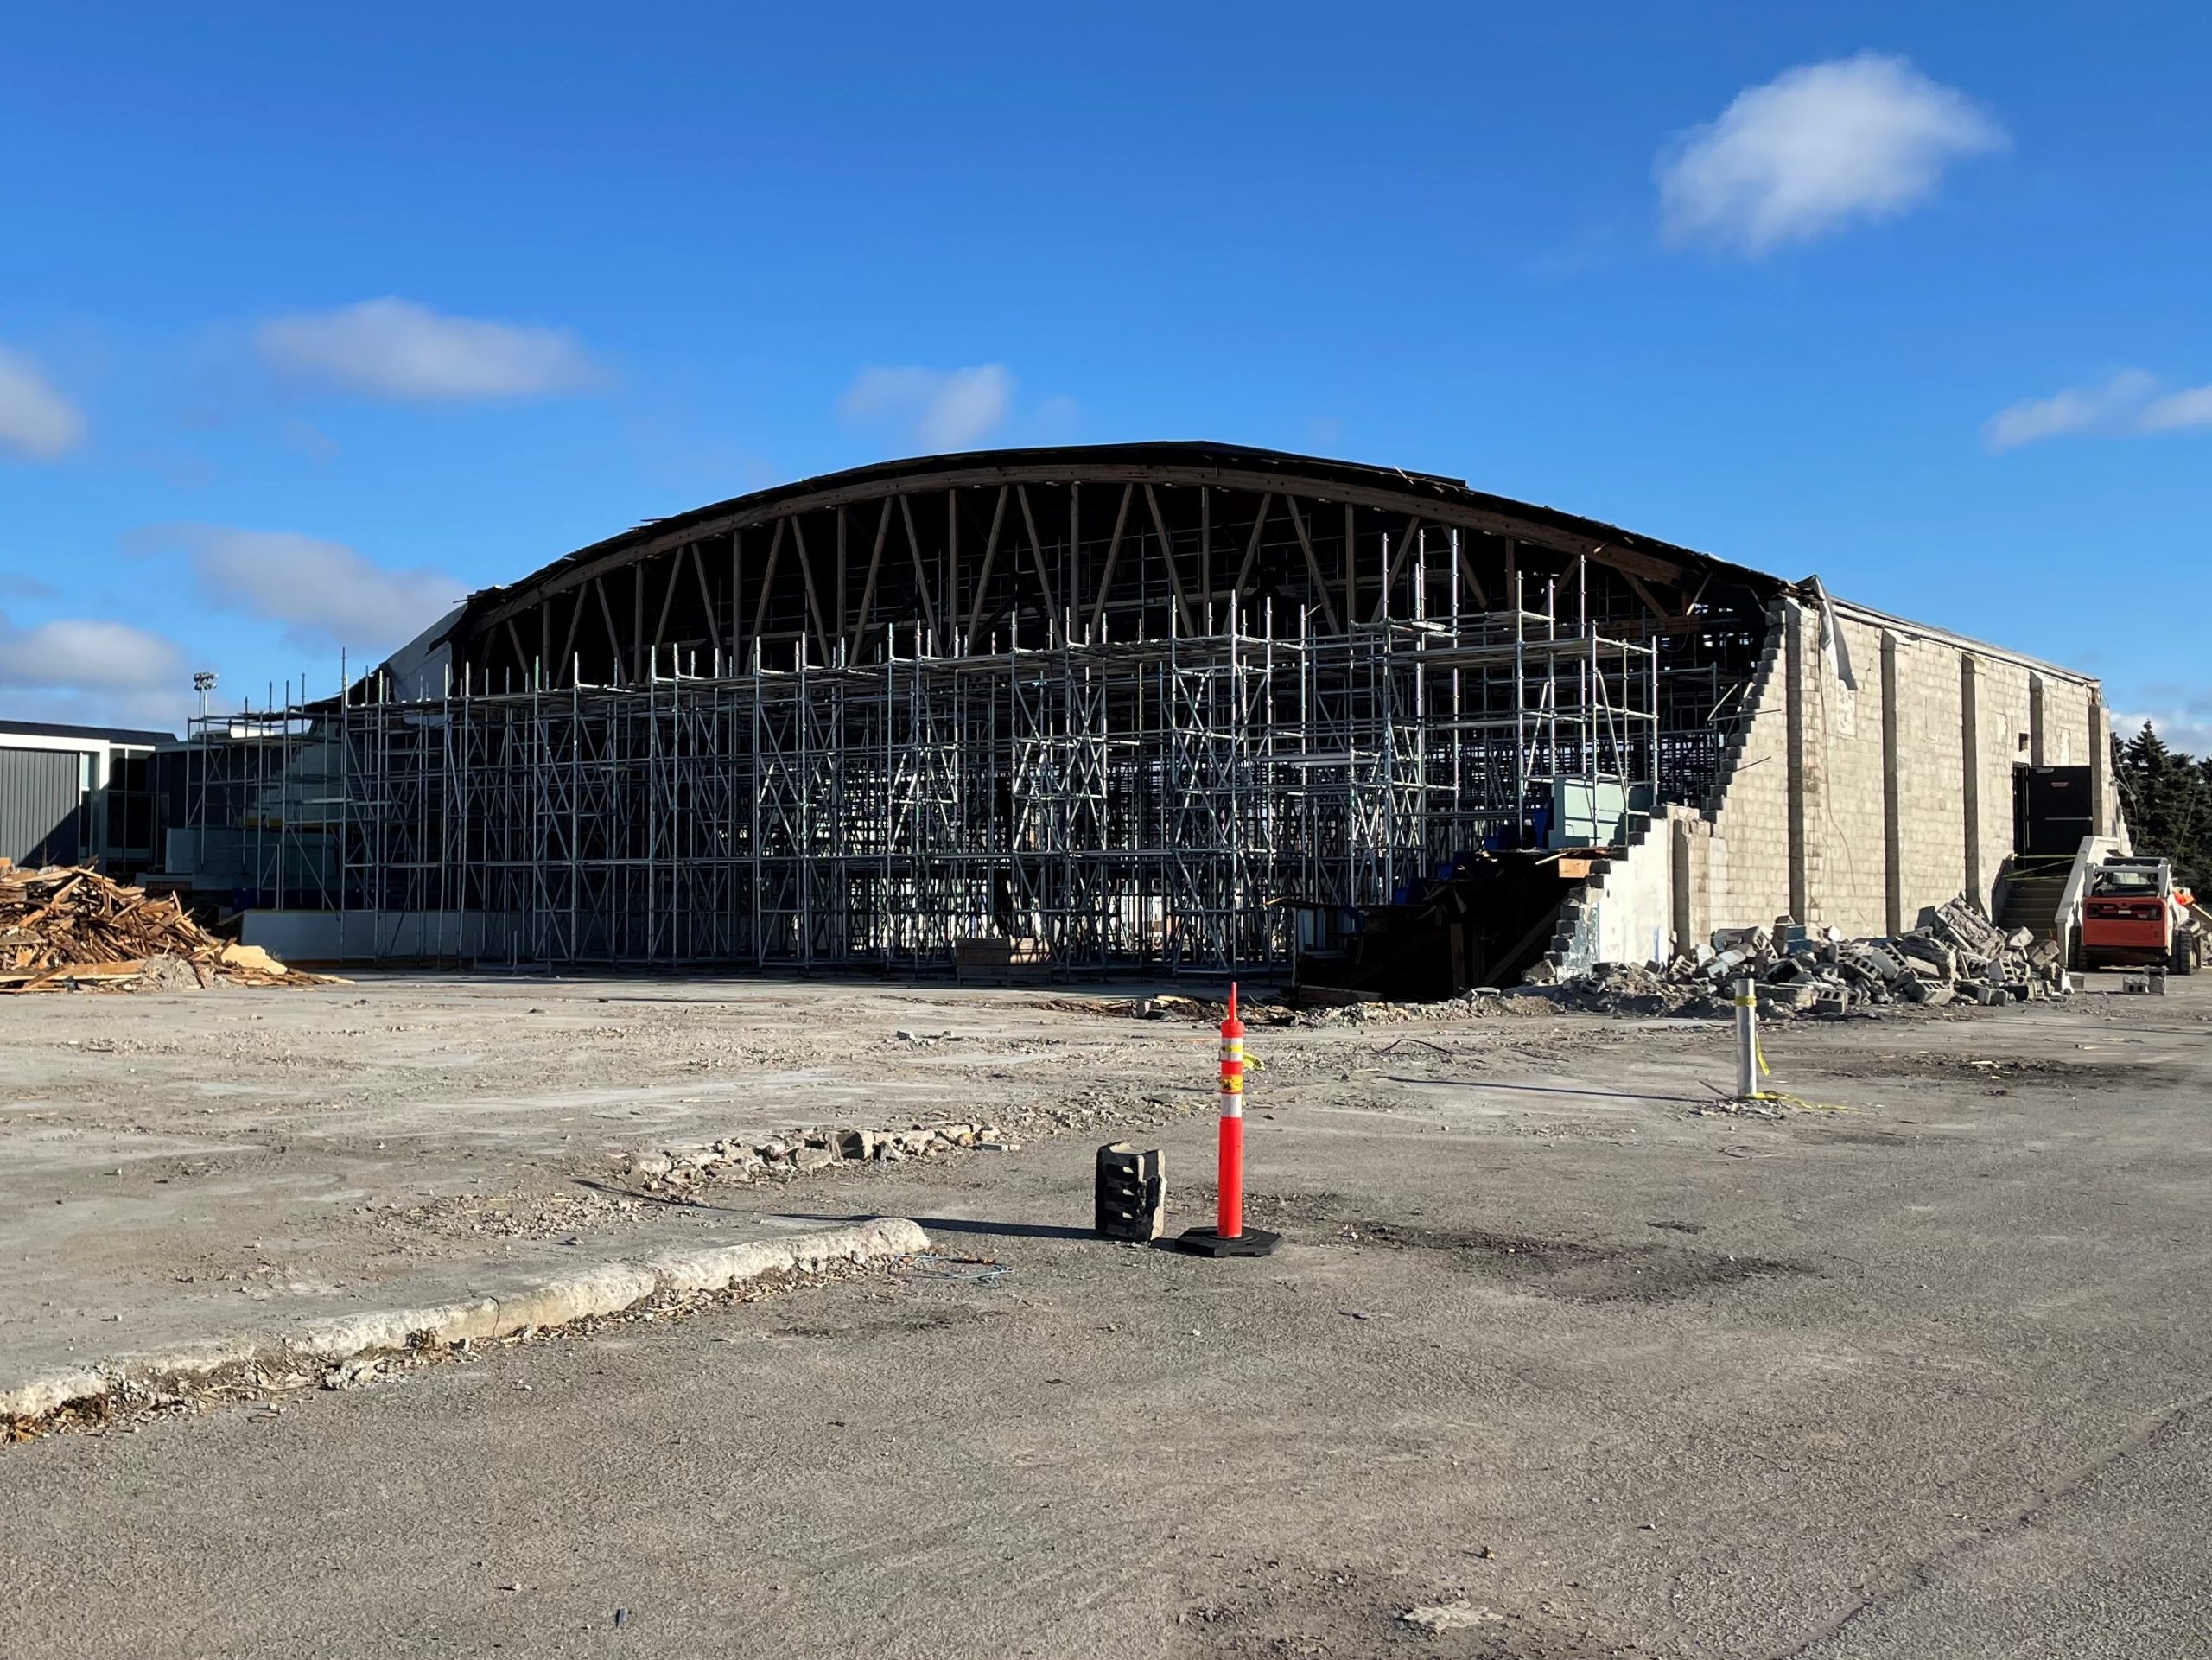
[0,346,87,460]
[1983,369,2158,452]
[2113,707,2212,758]
[0,612,181,694]
[840,364,1014,450]
[256,297,600,402]
[2140,384,2212,433]
[150,525,462,654]
[0,684,194,735]
[1983,369,2212,452]
[1658,54,2005,254]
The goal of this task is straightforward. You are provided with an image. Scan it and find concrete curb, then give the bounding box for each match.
[1,1217,929,1424]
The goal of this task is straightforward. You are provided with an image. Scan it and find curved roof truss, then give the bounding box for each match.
[416,442,1783,695]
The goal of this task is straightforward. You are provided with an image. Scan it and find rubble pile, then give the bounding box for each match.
[1541,897,2068,1017]
[0,863,337,993]
[617,1119,1015,1197]
[613,1083,1212,1201]
[1537,960,1718,1017]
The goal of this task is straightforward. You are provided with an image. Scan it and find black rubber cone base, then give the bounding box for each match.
[1175,1226,1281,1258]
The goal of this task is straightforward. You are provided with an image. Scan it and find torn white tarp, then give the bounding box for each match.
[1803,576,1858,691]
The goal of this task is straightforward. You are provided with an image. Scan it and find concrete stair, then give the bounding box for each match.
[1993,854,2074,944]
[1535,807,1656,973]
[1531,595,1789,982]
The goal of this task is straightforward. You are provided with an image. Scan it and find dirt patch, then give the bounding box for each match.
[1796,1127,1965,1148]
[1799,1052,2166,1091]
[1237,1191,1802,1303]
[772,1307,995,1341]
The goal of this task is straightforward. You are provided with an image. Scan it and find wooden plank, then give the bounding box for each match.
[1371,517,1424,623]
[557,588,586,681]
[836,506,849,652]
[962,485,1011,652]
[749,518,788,643]
[1587,541,1684,584]
[730,529,743,665]
[898,494,939,646]
[1142,483,1197,637]
[652,547,683,654]
[1344,502,1357,627]
[849,495,893,657]
[1199,487,1211,630]
[690,539,721,658]
[945,491,958,648]
[1621,570,1678,626]
[1016,484,1058,635]
[789,515,835,663]
[1453,535,1490,611]
[1278,495,1341,633]
[1087,483,1135,638]
[1231,493,1272,605]
[632,561,645,679]
[595,576,624,681]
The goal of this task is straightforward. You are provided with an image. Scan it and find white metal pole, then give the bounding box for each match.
[1734,976,1758,1098]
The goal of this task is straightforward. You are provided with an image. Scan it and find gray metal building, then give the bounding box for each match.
[0,720,173,872]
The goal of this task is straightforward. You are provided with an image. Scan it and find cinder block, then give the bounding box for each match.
[1095,1142,1165,1242]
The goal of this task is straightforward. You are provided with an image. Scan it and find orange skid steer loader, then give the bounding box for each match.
[2079,855,2205,975]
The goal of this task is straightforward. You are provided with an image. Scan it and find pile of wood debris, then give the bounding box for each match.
[0,862,340,994]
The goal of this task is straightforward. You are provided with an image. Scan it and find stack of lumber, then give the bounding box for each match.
[0,862,338,993]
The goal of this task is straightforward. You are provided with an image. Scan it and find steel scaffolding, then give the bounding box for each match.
[178,451,1785,971]
[316,595,1658,970]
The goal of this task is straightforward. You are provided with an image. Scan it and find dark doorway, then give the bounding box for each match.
[2014,765,2094,856]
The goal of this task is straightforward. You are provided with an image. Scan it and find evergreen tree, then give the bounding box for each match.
[2114,722,2212,888]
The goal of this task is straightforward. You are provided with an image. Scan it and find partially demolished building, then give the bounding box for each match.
[175,443,2116,980]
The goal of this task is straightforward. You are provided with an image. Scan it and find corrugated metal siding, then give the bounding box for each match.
[0,746,85,865]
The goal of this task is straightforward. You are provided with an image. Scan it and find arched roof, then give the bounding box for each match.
[360,441,1805,703]
[457,441,1783,639]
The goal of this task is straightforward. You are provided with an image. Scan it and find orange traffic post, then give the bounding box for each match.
[1177,981,1281,1257]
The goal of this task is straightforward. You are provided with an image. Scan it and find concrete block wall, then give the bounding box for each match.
[1803,608,1892,935]
[1693,599,2114,945]
[1558,595,2117,970]
[1798,609,1964,937]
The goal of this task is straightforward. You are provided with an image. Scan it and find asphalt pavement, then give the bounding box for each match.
[3,980,2208,1657]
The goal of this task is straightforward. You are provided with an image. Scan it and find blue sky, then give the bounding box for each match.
[3,3,2208,742]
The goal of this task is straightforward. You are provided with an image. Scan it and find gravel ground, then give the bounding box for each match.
[2,971,2208,1657]
[0,973,1711,1381]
